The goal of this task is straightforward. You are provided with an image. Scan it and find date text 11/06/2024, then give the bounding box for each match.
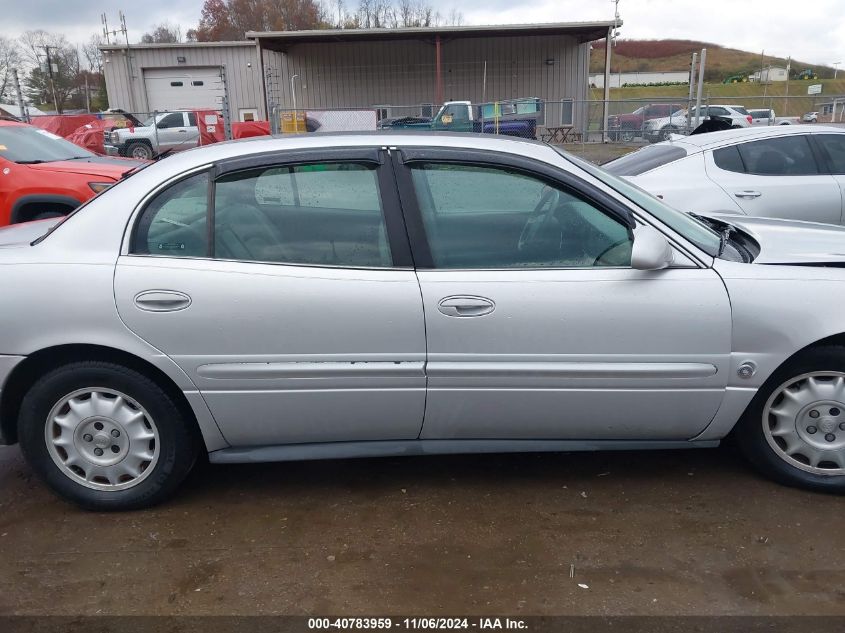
[308,618,529,630]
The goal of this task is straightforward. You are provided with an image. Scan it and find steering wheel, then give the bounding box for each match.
[592,238,632,267]
[517,188,558,252]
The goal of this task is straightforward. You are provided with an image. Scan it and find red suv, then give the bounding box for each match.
[608,103,685,142]
[0,120,145,226]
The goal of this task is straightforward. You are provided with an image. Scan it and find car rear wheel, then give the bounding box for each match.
[125,142,154,160]
[18,361,198,510]
[736,347,845,493]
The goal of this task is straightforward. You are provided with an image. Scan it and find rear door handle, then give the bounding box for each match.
[735,190,762,199]
[134,290,192,312]
[437,296,495,318]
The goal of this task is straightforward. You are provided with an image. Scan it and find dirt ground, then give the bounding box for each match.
[561,141,643,165]
[1,442,844,616]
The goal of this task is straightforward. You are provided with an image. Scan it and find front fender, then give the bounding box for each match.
[697,260,845,440]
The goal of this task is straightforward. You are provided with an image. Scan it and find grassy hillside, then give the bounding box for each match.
[590,39,835,82]
[588,78,845,118]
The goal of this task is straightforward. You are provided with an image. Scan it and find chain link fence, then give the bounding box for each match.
[30,92,842,166]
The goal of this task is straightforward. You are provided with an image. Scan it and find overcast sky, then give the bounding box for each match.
[1,0,843,66]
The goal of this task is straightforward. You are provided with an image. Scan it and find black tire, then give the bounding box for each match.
[124,141,154,160]
[735,346,845,494]
[619,128,637,142]
[18,361,199,511]
[660,126,677,141]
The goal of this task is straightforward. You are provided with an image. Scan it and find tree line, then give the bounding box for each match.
[188,0,463,42]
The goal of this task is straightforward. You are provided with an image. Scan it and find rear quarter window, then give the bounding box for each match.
[713,145,745,173]
[603,144,689,176]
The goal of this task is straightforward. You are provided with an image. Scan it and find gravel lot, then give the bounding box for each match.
[2,442,844,616]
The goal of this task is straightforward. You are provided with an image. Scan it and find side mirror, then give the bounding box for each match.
[631,226,674,270]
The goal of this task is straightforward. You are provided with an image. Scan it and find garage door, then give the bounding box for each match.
[143,67,224,112]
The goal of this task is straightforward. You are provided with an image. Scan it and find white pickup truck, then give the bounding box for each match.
[748,108,799,126]
[103,111,200,160]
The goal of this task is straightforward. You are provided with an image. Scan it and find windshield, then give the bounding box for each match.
[558,149,721,256]
[0,126,96,163]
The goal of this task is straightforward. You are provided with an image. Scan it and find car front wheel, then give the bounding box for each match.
[18,361,199,510]
[660,126,677,141]
[736,347,845,493]
[125,141,154,160]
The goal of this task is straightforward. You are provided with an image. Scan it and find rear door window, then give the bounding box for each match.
[214,163,392,267]
[737,136,819,175]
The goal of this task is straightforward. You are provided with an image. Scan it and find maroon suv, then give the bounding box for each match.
[608,103,684,141]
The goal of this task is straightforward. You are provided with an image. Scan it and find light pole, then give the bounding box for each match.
[290,74,300,132]
[834,62,841,79]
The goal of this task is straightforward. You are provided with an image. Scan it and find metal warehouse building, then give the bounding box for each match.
[101,21,615,129]
[101,41,264,120]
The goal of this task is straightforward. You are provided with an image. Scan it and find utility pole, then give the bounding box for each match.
[43,46,60,114]
[687,52,697,132]
[694,48,706,128]
[102,11,135,112]
[12,69,29,123]
[783,56,791,120]
[602,0,620,142]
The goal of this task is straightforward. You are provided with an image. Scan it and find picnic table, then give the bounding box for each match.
[539,126,581,144]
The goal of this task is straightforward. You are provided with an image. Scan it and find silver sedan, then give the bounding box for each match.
[1,133,845,510]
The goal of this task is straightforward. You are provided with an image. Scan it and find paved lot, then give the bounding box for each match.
[1,443,844,616]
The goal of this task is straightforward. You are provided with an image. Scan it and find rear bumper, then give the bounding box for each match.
[0,355,25,445]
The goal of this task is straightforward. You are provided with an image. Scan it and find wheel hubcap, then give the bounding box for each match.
[763,372,845,475]
[45,388,160,491]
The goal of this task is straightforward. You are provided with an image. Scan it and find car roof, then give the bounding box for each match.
[666,124,844,151]
[110,131,566,194]
[156,130,553,168]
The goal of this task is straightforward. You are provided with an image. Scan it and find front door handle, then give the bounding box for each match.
[134,290,192,312]
[734,190,762,199]
[437,296,495,318]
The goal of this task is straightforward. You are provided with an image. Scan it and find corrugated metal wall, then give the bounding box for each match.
[102,35,593,127]
[101,43,263,117]
[264,34,590,124]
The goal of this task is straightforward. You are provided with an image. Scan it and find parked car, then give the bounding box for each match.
[381,98,542,138]
[748,108,798,126]
[643,105,752,143]
[5,133,845,510]
[803,112,820,123]
[104,111,201,160]
[0,120,144,226]
[605,126,845,224]
[608,103,685,142]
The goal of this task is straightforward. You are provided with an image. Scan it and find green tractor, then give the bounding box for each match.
[796,68,818,80]
[722,74,748,84]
